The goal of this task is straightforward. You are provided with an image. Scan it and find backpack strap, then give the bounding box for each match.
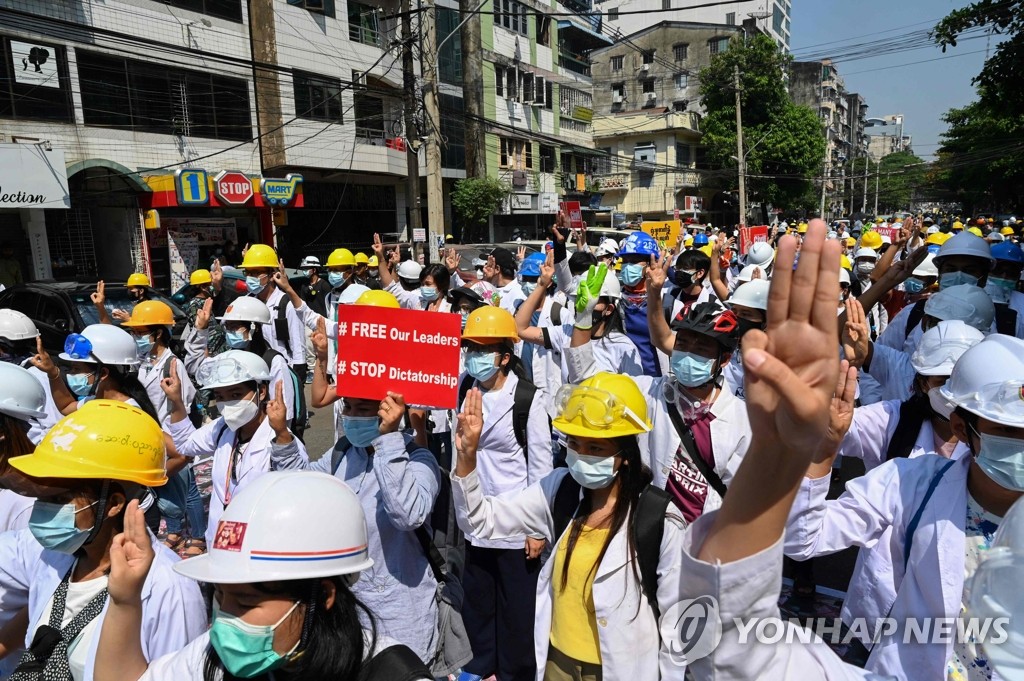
[330,437,351,475]
[273,296,292,355]
[263,348,306,433]
[512,378,538,461]
[903,458,957,571]
[551,474,582,542]
[995,304,1018,336]
[885,394,932,461]
[633,484,671,621]
[904,298,927,340]
[550,301,563,326]
[665,399,727,498]
[357,643,431,681]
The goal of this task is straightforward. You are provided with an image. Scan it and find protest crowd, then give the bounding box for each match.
[4,212,1024,681]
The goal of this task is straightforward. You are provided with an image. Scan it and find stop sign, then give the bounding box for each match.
[214,171,254,205]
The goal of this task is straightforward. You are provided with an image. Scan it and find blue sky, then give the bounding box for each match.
[790,0,994,159]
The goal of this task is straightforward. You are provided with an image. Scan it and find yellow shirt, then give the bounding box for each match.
[549,525,610,664]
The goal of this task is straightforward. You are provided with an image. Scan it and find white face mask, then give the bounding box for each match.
[219,393,260,431]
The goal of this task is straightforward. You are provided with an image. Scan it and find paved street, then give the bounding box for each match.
[302,384,335,462]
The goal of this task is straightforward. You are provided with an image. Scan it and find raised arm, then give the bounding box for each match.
[708,239,731,301]
[645,251,675,355]
[91,280,114,325]
[514,250,554,346]
[28,337,76,415]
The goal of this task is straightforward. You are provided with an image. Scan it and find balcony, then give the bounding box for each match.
[592,171,629,190]
[558,51,591,77]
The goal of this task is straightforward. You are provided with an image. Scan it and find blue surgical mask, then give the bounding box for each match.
[975,431,1024,491]
[904,277,926,295]
[460,310,470,330]
[565,449,618,489]
[328,272,346,289]
[986,277,1017,305]
[245,275,265,295]
[670,350,717,387]
[521,282,538,296]
[225,330,250,349]
[28,500,97,554]
[342,415,381,448]
[465,351,499,381]
[939,271,979,290]
[210,600,300,679]
[420,286,440,302]
[621,263,645,287]
[135,335,154,357]
[67,372,95,397]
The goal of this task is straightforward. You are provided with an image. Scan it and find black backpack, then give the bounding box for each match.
[550,475,672,620]
[271,296,292,356]
[357,643,430,681]
[457,374,540,459]
[260,348,307,438]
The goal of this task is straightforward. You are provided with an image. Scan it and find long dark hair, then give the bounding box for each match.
[104,365,160,423]
[203,576,376,681]
[0,413,34,462]
[421,264,451,295]
[559,436,653,616]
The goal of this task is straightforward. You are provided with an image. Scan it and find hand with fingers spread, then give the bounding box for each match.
[379,392,407,434]
[267,380,289,438]
[211,258,223,290]
[445,248,460,273]
[455,387,484,476]
[195,298,214,330]
[841,298,870,369]
[112,309,130,323]
[388,248,401,266]
[29,337,58,380]
[108,500,156,606]
[646,251,670,292]
[517,246,527,263]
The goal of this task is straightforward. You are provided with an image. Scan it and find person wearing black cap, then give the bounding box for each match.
[483,247,525,316]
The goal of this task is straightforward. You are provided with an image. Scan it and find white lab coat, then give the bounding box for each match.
[452,372,552,549]
[557,326,644,383]
[137,348,196,428]
[785,454,977,680]
[0,528,206,681]
[25,364,62,444]
[862,344,915,405]
[167,415,306,547]
[186,336,296,421]
[451,468,686,681]
[681,511,884,681]
[259,288,306,366]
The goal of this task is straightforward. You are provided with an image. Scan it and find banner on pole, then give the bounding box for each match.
[334,305,462,408]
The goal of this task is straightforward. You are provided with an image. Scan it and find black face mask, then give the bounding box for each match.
[674,269,694,289]
[736,318,763,338]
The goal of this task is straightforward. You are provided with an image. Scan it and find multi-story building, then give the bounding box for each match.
[866,114,912,160]
[600,0,791,53]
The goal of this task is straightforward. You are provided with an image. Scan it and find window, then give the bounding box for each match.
[674,73,688,89]
[673,43,688,61]
[165,0,243,22]
[641,78,655,93]
[0,37,73,122]
[495,65,504,96]
[499,138,532,170]
[545,80,553,109]
[437,6,463,84]
[537,16,551,47]
[709,37,729,54]
[608,7,619,20]
[676,142,691,168]
[610,55,624,71]
[611,82,625,104]
[506,67,518,100]
[353,92,385,138]
[539,144,556,173]
[349,2,382,47]
[77,50,251,140]
[642,50,655,64]
[293,71,342,123]
[495,0,529,36]
[773,3,784,33]
[726,12,735,25]
[534,76,545,104]
[439,93,465,169]
[673,100,687,112]
[662,0,671,8]
[521,72,534,103]
[287,0,335,17]
[560,85,592,121]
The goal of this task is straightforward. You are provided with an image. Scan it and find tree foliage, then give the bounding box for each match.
[840,151,928,214]
[698,34,826,210]
[451,177,509,235]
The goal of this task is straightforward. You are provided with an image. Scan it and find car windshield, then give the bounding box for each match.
[69,289,184,327]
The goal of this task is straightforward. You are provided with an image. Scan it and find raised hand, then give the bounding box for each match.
[272,259,293,293]
[91,280,106,307]
[483,255,498,281]
[574,263,608,327]
[112,309,130,323]
[267,380,288,435]
[538,249,555,288]
[107,500,156,606]
[823,360,858,459]
[455,387,483,460]
[841,298,870,369]
[311,317,329,361]
[372,232,385,257]
[445,248,460,273]
[646,251,670,291]
[160,360,183,404]
[211,258,223,289]
[29,336,58,380]
[879,245,928,286]
[749,266,764,280]
[516,246,527,263]
[241,243,250,259]
[378,391,407,434]
[550,213,567,244]
[195,298,214,330]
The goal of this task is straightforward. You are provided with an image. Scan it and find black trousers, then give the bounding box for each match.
[462,543,540,681]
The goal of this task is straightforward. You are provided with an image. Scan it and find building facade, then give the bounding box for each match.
[866,114,912,160]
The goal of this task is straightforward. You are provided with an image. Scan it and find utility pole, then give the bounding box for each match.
[862,155,869,214]
[874,164,880,215]
[461,0,486,178]
[421,0,443,262]
[734,65,746,228]
[819,156,829,219]
[401,0,424,258]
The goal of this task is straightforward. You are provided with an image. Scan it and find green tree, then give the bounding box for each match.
[841,152,928,214]
[698,34,826,211]
[451,176,509,240]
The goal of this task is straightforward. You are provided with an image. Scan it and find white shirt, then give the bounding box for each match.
[37,572,108,681]
[259,288,306,366]
[137,348,196,428]
[25,365,62,444]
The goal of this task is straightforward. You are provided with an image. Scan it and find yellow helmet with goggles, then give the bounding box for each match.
[552,372,651,439]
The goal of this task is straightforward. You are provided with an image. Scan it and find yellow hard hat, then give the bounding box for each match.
[860,231,883,250]
[1002,226,1015,236]
[354,252,369,265]
[840,254,852,271]
[121,300,175,328]
[462,306,518,343]
[552,372,651,439]
[875,218,885,224]
[684,236,694,247]
[126,273,150,288]
[952,221,964,231]
[240,244,279,270]
[368,255,379,267]
[698,245,713,258]
[615,259,622,272]
[10,400,167,486]
[189,269,212,286]
[844,237,856,248]
[968,226,984,237]
[445,234,454,240]
[326,248,356,268]
[797,222,808,234]
[926,233,946,246]
[355,290,400,309]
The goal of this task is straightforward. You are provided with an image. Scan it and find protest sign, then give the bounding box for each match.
[334,305,462,408]
[560,201,584,229]
[738,225,769,255]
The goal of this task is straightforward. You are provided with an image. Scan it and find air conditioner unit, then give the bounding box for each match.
[639,63,650,73]
[612,94,624,104]
[645,92,657,103]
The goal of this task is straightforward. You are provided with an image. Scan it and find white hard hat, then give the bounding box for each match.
[912,253,939,277]
[727,280,769,312]
[59,324,139,367]
[299,256,321,268]
[219,297,272,325]
[939,335,1024,427]
[397,260,423,280]
[596,238,619,257]
[839,268,851,286]
[924,284,996,332]
[174,470,374,584]
[910,320,985,376]
[737,264,764,283]
[599,268,621,300]
[989,232,1006,243]
[927,225,940,235]
[855,247,879,261]
[746,242,775,268]
[338,284,370,305]
[934,231,995,267]
[0,362,47,420]
[0,309,39,341]
[196,350,272,390]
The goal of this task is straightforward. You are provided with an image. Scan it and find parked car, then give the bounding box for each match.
[0,282,187,355]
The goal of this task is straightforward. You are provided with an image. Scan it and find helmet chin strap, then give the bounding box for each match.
[81,479,111,550]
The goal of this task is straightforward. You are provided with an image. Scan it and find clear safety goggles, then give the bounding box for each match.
[911,337,979,376]
[63,334,96,361]
[196,355,264,388]
[925,296,977,324]
[553,384,649,432]
[958,380,1024,427]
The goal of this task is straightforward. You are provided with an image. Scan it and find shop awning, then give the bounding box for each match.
[557,20,613,50]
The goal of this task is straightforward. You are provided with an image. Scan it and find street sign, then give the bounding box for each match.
[214,171,254,206]
[261,173,303,206]
[174,169,209,206]
[413,228,427,242]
